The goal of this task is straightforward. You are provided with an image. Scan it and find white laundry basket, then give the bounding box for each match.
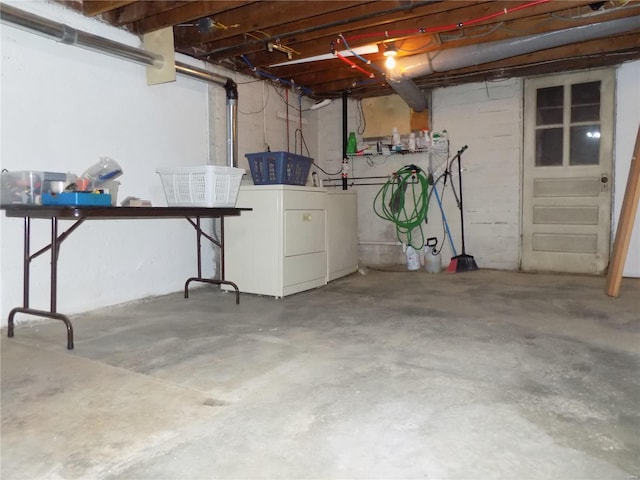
[156,166,245,207]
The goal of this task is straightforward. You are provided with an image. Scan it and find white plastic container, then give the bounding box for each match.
[392,127,402,152]
[406,245,421,271]
[1,171,43,204]
[424,237,441,273]
[80,156,123,189]
[408,132,416,152]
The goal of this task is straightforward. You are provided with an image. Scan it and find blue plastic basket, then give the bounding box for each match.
[245,151,312,185]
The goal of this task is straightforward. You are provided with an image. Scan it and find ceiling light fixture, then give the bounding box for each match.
[383,43,398,58]
[383,43,397,69]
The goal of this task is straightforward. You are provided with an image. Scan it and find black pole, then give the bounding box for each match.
[342,90,347,159]
[342,90,348,190]
[450,145,478,272]
[457,148,466,255]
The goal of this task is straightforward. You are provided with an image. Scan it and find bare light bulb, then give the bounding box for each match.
[385,55,396,69]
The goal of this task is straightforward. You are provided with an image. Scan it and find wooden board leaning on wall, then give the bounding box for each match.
[361,94,429,140]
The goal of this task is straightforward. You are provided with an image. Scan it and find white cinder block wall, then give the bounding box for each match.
[431,79,522,270]
[316,62,640,277]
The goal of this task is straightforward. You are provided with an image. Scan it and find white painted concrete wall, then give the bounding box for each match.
[614,60,640,278]
[316,68,640,277]
[0,1,212,325]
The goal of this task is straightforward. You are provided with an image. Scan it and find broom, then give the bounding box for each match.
[447,145,478,273]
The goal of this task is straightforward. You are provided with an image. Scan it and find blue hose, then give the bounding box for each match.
[433,185,458,257]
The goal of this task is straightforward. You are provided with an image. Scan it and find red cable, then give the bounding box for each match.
[463,0,551,27]
[336,52,376,79]
[345,0,551,42]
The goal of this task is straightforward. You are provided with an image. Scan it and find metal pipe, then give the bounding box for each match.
[174,61,228,87]
[359,241,403,246]
[226,80,239,168]
[0,3,163,67]
[168,62,239,167]
[388,16,640,111]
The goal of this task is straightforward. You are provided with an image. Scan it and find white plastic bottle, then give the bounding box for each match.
[406,245,421,271]
[408,132,416,152]
[392,127,401,152]
[422,130,430,147]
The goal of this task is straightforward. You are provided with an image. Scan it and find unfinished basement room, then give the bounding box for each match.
[1,1,639,479]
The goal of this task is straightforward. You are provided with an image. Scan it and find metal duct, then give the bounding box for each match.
[175,62,238,167]
[388,16,640,111]
[1,3,239,168]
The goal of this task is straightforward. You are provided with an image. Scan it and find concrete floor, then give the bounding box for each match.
[1,269,639,479]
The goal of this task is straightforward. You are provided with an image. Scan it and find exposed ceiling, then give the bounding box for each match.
[63,1,640,99]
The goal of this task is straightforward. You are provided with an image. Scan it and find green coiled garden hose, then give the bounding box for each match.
[373,164,430,249]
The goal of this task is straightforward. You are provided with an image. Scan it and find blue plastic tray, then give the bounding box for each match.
[42,192,112,206]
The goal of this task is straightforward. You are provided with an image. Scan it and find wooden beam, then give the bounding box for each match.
[81,0,137,17]
[606,124,640,297]
[174,1,371,47]
[102,1,189,26]
[131,1,255,34]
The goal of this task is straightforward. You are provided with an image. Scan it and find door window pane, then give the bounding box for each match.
[536,86,563,125]
[536,128,563,166]
[570,125,600,165]
[571,81,600,122]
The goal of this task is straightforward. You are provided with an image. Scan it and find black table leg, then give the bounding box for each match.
[8,307,74,350]
[183,216,240,304]
[7,216,76,349]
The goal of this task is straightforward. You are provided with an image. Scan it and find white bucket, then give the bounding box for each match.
[406,246,421,271]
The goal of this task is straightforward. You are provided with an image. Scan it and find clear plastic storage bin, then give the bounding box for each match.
[1,171,43,205]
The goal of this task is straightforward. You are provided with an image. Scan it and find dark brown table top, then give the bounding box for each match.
[1,205,251,219]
